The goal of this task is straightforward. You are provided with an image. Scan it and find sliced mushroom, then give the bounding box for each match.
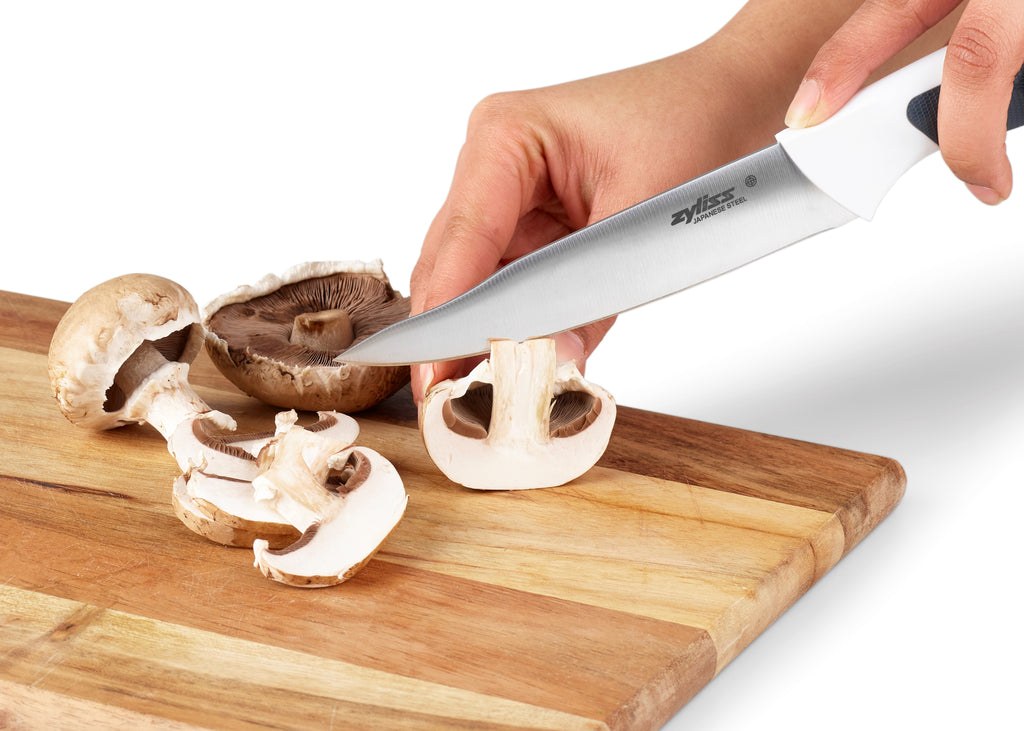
[420,338,616,490]
[251,410,408,587]
[171,411,361,548]
[203,260,411,413]
[45,273,372,551]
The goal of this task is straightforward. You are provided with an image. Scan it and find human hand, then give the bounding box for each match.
[409,42,786,403]
[785,0,1024,205]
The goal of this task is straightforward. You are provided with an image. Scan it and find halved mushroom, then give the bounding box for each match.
[251,410,408,587]
[203,260,411,413]
[420,338,616,490]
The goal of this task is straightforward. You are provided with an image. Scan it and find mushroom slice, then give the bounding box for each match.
[203,260,411,413]
[420,338,617,490]
[168,409,361,478]
[251,411,408,587]
[169,411,361,548]
[173,472,300,549]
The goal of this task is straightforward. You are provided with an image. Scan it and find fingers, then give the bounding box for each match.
[411,93,549,318]
[409,93,556,404]
[939,0,1024,201]
[785,0,962,128]
[559,318,617,376]
[786,0,1023,204]
[410,317,617,411]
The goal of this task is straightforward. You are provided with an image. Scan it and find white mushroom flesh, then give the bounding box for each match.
[251,410,408,587]
[170,411,361,547]
[420,338,616,490]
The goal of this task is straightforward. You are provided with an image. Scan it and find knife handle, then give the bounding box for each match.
[776,47,1024,221]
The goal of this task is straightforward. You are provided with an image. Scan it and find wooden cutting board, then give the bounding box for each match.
[0,289,904,730]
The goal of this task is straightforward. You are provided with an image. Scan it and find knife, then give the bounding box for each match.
[340,47,1024,366]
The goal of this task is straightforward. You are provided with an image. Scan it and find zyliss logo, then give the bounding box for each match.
[671,187,736,226]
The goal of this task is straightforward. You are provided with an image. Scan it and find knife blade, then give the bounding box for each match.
[339,47,1024,366]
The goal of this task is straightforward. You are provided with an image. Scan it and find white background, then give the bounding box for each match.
[2,3,1021,729]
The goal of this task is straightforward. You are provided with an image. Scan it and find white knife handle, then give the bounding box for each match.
[777,47,1024,220]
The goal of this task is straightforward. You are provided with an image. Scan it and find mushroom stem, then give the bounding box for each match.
[289,309,354,352]
[486,339,554,446]
[252,411,350,530]
[116,341,214,441]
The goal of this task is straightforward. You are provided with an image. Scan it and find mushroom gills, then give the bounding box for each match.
[169,410,362,548]
[206,271,410,368]
[203,262,412,412]
[420,338,617,490]
[443,384,602,440]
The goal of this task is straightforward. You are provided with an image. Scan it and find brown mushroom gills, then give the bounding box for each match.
[442,384,602,440]
[207,272,410,368]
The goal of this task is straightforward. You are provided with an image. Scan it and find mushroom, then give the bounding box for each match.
[419,338,616,490]
[47,273,237,472]
[45,272,368,551]
[251,410,408,587]
[203,260,411,413]
[172,411,361,548]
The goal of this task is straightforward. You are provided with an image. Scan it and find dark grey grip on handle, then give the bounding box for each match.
[907,62,1024,143]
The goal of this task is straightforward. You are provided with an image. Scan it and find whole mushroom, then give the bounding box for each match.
[203,260,411,413]
[420,338,616,490]
[47,273,238,471]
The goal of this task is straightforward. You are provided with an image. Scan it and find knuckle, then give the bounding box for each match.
[938,139,1006,186]
[467,91,532,136]
[439,210,481,245]
[946,22,1009,81]
[439,211,503,259]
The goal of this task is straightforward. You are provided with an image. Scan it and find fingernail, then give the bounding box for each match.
[553,331,586,365]
[785,79,821,129]
[966,183,1004,206]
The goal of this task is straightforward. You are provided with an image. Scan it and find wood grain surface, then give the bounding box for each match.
[0,289,905,730]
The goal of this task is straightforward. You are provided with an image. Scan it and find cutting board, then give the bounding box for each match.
[0,289,904,730]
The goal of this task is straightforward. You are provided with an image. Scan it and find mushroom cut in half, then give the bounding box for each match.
[420,338,616,490]
[203,261,410,413]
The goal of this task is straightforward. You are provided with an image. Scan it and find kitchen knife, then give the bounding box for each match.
[340,47,1024,366]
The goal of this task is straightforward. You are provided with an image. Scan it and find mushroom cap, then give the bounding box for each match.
[48,273,205,430]
[203,260,410,413]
